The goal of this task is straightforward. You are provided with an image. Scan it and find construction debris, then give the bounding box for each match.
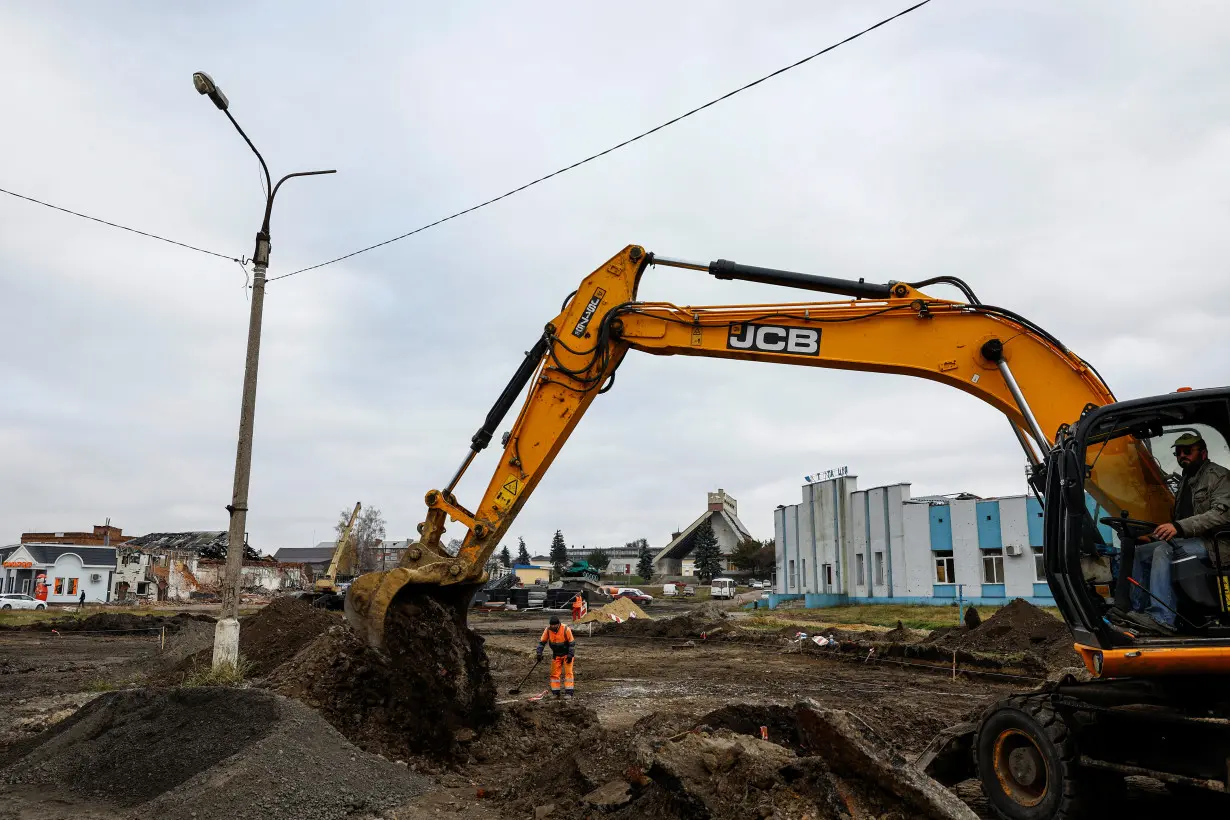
[934,598,1081,668]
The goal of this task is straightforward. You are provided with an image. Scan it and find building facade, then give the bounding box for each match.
[1,544,116,603]
[774,472,1065,607]
[653,489,753,578]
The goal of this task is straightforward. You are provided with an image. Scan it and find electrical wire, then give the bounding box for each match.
[0,186,241,263]
[269,0,936,283]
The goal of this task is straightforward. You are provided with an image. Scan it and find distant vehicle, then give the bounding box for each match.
[0,593,47,611]
[614,588,653,606]
[662,583,678,597]
[682,584,696,596]
[710,578,736,600]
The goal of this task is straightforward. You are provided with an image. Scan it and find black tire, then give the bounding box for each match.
[976,696,1085,820]
[1,604,10,610]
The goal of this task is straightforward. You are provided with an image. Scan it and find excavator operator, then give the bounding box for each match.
[537,615,576,698]
[1124,432,1230,634]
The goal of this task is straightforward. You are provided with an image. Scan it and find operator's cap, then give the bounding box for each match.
[549,615,560,626]
[1174,432,1205,448]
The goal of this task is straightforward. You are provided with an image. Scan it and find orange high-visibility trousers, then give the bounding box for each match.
[550,656,575,695]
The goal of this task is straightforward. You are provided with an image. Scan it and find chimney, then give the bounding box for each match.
[707,489,737,515]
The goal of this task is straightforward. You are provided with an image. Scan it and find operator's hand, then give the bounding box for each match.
[1152,522,1178,541]
[535,647,543,660]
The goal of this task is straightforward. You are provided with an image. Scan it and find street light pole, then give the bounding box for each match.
[192,72,335,669]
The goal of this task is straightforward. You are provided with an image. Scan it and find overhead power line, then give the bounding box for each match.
[270,0,934,282]
[0,186,240,263]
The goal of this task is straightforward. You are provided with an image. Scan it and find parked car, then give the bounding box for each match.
[662,583,678,597]
[0,593,47,611]
[614,588,654,606]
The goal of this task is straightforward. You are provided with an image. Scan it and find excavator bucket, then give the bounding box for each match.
[344,560,479,651]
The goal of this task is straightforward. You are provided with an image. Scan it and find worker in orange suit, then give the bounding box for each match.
[571,592,586,622]
[536,615,575,698]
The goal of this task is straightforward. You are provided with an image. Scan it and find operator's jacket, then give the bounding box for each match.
[539,623,575,659]
[1173,459,1230,561]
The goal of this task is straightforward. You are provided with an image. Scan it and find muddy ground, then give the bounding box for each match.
[0,599,1211,818]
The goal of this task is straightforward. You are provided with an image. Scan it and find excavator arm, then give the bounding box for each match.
[346,245,1171,647]
[317,501,361,593]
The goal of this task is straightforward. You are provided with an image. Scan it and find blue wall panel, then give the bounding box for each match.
[929,506,953,551]
[981,583,1006,598]
[976,501,1003,550]
[1026,497,1044,546]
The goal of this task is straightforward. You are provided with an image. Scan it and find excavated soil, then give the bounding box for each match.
[459,699,974,820]
[597,601,729,639]
[0,687,428,820]
[265,588,497,760]
[934,599,1082,669]
[155,597,338,683]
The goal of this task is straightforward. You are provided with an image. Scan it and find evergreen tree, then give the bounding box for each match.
[499,545,512,568]
[549,530,569,579]
[632,538,654,582]
[516,537,531,566]
[691,520,723,581]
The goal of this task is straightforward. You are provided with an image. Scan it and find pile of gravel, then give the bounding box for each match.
[0,687,428,820]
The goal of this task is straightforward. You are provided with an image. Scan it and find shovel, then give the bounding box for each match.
[508,656,542,695]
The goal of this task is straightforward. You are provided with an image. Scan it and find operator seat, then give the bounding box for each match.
[1173,525,1230,626]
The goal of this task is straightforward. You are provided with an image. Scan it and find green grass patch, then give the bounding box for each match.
[183,655,254,687]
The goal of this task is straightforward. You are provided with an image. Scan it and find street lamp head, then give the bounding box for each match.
[192,71,229,111]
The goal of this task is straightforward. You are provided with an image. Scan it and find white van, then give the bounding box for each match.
[662,583,678,597]
[710,578,736,600]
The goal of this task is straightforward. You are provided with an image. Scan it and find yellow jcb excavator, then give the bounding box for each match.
[304,501,360,610]
[345,246,1230,818]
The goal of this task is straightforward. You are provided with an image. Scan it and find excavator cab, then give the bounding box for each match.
[1046,387,1230,663]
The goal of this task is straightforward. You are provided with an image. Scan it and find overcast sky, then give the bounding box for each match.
[2,2,1228,556]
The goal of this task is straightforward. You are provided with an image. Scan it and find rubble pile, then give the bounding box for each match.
[466,700,976,820]
[0,688,428,820]
[265,588,497,760]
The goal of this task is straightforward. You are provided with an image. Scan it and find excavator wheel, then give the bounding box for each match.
[975,695,1090,820]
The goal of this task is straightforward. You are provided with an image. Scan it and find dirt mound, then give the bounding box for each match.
[576,596,652,624]
[1,611,213,635]
[937,599,1081,668]
[0,687,427,819]
[597,602,727,639]
[265,588,496,760]
[154,597,338,683]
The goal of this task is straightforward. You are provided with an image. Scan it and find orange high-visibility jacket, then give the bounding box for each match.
[539,623,575,658]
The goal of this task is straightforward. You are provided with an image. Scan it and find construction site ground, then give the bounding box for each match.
[0,598,1203,818]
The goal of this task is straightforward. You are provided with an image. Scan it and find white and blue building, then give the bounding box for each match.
[771,470,1114,609]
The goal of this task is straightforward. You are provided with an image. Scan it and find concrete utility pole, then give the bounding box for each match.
[192,71,335,669]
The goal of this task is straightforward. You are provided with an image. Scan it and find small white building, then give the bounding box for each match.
[772,470,1106,608]
[1,544,116,604]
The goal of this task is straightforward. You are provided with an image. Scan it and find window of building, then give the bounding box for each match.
[934,551,956,584]
[53,578,63,595]
[874,552,885,586]
[855,554,866,586]
[983,549,1005,584]
[801,559,807,589]
[1033,546,1046,582]
[136,582,150,595]
[68,578,79,596]
[823,564,834,588]
[788,560,796,590]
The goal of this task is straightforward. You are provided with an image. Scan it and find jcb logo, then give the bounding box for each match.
[727,323,820,356]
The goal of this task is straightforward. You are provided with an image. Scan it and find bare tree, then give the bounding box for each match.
[334,506,387,575]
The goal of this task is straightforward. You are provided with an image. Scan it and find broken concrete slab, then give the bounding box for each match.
[582,779,632,809]
[793,702,979,820]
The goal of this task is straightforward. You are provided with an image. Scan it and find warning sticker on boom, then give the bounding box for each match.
[492,474,521,512]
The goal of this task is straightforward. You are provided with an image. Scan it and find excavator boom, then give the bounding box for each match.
[345,245,1170,648]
